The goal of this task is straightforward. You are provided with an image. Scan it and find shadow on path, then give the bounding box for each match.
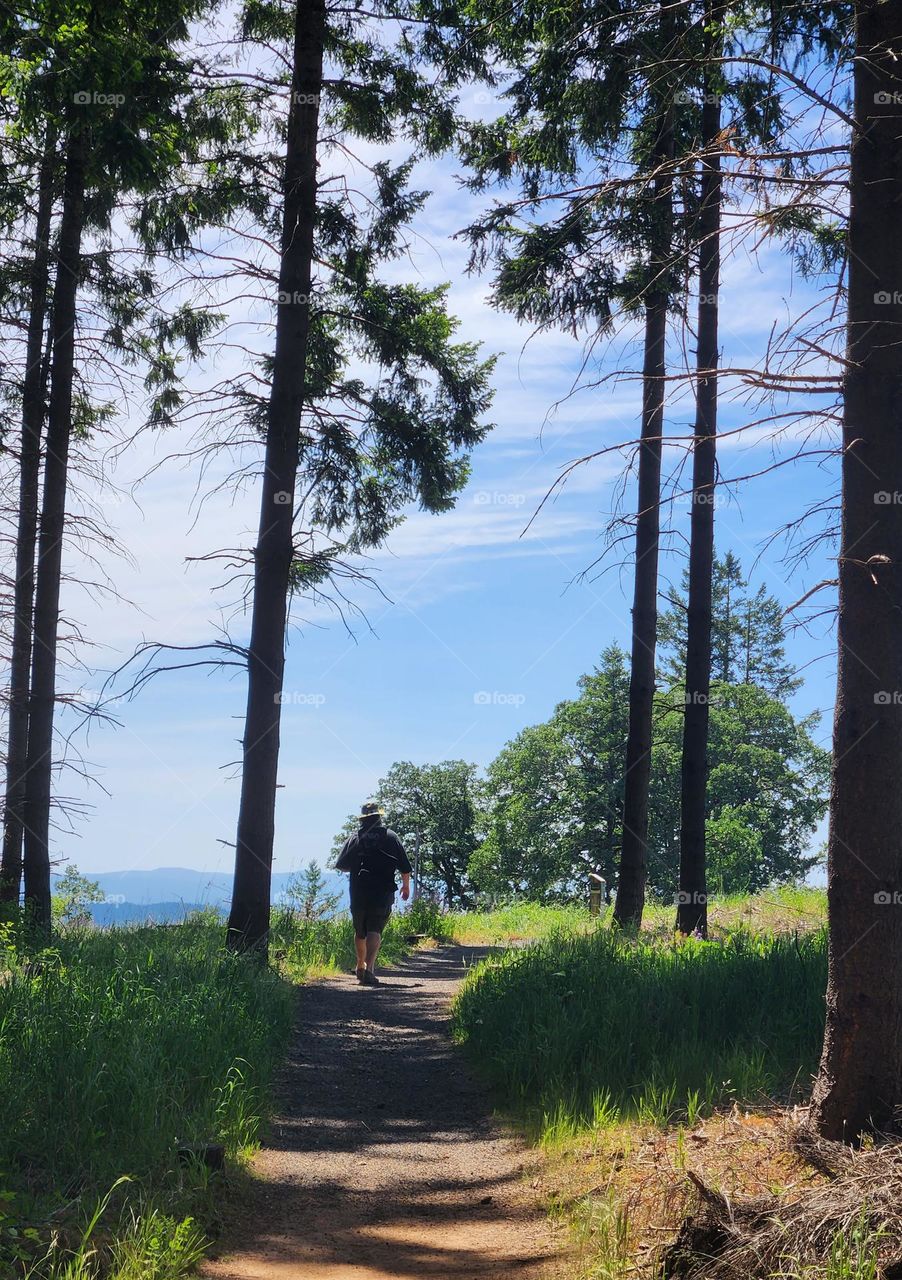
[202,946,560,1280]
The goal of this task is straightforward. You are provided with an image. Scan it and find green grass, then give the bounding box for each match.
[270,910,414,979]
[0,915,293,1278]
[451,923,827,1138]
[445,901,594,945]
[641,885,827,939]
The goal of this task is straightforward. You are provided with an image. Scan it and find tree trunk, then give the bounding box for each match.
[21,125,86,932]
[675,21,722,939]
[810,0,902,1141]
[614,14,675,927]
[0,130,57,904]
[227,0,325,955]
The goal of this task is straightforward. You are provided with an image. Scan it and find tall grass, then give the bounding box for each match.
[270,902,447,978]
[0,916,293,1277]
[452,925,827,1136]
[445,901,593,945]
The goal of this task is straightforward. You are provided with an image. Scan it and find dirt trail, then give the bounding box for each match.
[201,946,561,1280]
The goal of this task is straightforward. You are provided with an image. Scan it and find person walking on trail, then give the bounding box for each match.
[335,802,412,985]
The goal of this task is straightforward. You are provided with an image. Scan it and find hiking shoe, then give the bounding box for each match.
[361,970,380,986]
[355,967,366,983]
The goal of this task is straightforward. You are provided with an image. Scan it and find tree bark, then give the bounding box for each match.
[613,5,675,927]
[21,125,86,932]
[676,19,722,939]
[0,130,57,904]
[227,0,325,955]
[810,0,902,1141]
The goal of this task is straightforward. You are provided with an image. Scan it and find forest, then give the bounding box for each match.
[0,0,900,1276]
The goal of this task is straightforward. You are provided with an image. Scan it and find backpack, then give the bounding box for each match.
[353,827,400,892]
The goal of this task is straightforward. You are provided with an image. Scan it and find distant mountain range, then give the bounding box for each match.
[51,865,348,926]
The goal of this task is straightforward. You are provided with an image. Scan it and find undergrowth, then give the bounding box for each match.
[0,915,293,1279]
[452,924,827,1138]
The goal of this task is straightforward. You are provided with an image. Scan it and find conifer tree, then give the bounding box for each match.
[224,0,494,953]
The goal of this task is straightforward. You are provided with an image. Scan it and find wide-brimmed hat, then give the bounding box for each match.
[360,801,383,819]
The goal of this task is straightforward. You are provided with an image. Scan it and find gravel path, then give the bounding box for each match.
[201,946,561,1280]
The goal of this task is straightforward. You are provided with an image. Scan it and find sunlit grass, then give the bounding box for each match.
[452,924,827,1139]
[446,901,594,945]
[0,915,293,1278]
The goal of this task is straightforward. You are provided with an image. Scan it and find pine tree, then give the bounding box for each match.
[811,0,902,1142]
[660,553,799,697]
[225,0,493,953]
[0,128,56,904]
[285,861,342,921]
[676,0,723,938]
[0,0,246,925]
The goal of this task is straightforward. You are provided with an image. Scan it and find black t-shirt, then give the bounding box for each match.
[336,823,412,900]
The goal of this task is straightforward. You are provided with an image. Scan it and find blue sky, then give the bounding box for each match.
[55,119,842,881]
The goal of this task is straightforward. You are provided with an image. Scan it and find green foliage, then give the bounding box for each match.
[447,901,592,946]
[223,2,495,581]
[404,897,455,942]
[452,924,827,1137]
[0,0,235,430]
[649,681,829,892]
[474,646,629,899]
[658,551,801,697]
[334,761,484,906]
[283,861,342,921]
[51,865,104,927]
[107,1209,208,1280]
[269,902,453,979]
[473,633,828,900]
[0,917,292,1277]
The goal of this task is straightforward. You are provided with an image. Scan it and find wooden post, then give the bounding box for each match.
[589,872,606,916]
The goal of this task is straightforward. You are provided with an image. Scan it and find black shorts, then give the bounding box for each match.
[351,894,394,938]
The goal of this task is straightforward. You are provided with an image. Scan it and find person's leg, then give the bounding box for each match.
[351,901,367,979]
[365,930,381,972]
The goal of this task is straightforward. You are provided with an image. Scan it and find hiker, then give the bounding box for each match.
[335,801,412,985]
